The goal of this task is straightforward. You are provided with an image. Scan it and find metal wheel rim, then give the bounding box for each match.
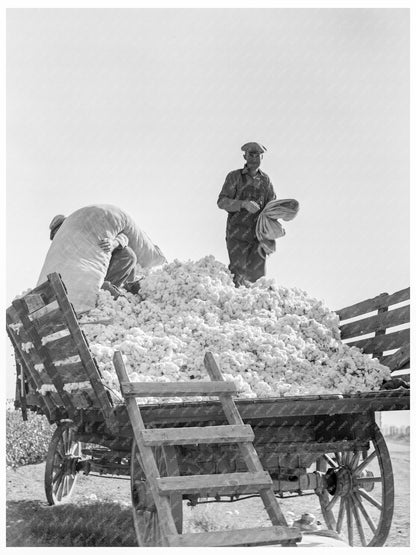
[130,441,183,546]
[44,424,82,505]
[316,424,394,546]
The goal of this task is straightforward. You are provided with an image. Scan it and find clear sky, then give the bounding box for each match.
[5,8,410,420]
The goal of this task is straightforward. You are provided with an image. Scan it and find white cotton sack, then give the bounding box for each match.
[37,204,166,313]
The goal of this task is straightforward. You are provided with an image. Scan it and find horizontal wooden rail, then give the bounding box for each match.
[336,287,409,321]
[141,424,254,446]
[119,381,237,397]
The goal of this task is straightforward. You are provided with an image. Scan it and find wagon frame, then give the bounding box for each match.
[7,273,410,547]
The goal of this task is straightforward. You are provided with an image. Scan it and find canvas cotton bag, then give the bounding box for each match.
[37,204,166,313]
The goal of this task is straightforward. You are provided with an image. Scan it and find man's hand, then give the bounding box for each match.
[99,238,118,252]
[241,200,261,213]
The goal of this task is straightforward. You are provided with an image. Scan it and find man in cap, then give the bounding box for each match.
[217,142,276,286]
[48,214,138,296]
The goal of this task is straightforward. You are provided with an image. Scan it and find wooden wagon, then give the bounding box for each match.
[6,273,410,547]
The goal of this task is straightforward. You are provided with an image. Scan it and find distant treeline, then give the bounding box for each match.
[382,425,410,440]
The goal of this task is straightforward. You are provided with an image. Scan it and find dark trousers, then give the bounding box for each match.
[226,236,266,285]
[104,247,137,287]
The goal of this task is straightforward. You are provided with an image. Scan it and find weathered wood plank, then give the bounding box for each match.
[42,333,80,361]
[6,311,61,419]
[142,424,254,446]
[167,526,301,547]
[253,426,315,444]
[336,288,410,321]
[48,273,115,422]
[17,280,58,311]
[346,328,410,354]
[120,381,237,397]
[30,306,68,336]
[158,471,272,495]
[12,296,76,417]
[12,338,43,366]
[379,344,410,371]
[340,305,409,340]
[23,293,47,313]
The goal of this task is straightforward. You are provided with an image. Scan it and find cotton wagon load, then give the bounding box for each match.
[78,255,391,401]
[7,257,410,547]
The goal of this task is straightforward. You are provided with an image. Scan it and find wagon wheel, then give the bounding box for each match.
[130,441,183,546]
[44,423,83,505]
[316,424,394,547]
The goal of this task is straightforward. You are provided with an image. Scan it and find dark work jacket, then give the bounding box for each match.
[217,166,276,241]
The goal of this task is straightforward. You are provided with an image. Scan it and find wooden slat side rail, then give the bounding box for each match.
[203,352,290,529]
[12,297,76,419]
[336,287,410,321]
[158,471,272,496]
[16,280,59,313]
[379,345,410,371]
[120,381,237,398]
[141,424,254,446]
[346,328,409,354]
[339,305,409,340]
[51,360,92,384]
[30,306,69,336]
[337,288,410,379]
[47,273,115,423]
[40,333,80,361]
[6,309,58,420]
[5,323,44,367]
[168,526,302,547]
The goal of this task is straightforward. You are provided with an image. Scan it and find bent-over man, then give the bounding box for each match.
[49,214,137,294]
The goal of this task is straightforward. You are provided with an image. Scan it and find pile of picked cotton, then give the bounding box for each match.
[78,256,390,402]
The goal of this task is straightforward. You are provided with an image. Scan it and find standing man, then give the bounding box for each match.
[217,142,276,286]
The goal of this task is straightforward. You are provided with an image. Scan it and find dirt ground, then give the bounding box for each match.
[6,439,410,547]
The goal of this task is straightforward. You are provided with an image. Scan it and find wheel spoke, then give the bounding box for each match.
[326,493,341,512]
[316,425,393,548]
[336,498,346,533]
[350,451,361,470]
[62,475,68,498]
[357,488,382,511]
[354,450,377,475]
[52,466,64,485]
[52,458,63,473]
[346,496,354,546]
[55,443,65,460]
[147,511,155,544]
[350,494,367,546]
[62,429,70,452]
[135,510,146,547]
[55,475,65,500]
[356,476,382,484]
[324,454,337,468]
[352,492,377,533]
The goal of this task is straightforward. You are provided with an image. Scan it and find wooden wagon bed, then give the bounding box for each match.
[6,273,411,548]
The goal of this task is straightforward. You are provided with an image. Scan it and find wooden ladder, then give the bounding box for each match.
[113,350,301,547]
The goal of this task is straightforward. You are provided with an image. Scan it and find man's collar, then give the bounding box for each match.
[242,165,264,176]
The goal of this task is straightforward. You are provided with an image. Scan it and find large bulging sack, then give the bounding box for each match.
[37,204,166,313]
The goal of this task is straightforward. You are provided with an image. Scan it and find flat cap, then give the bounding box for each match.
[241,142,267,154]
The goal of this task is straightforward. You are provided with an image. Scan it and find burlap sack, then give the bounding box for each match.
[37,204,166,313]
